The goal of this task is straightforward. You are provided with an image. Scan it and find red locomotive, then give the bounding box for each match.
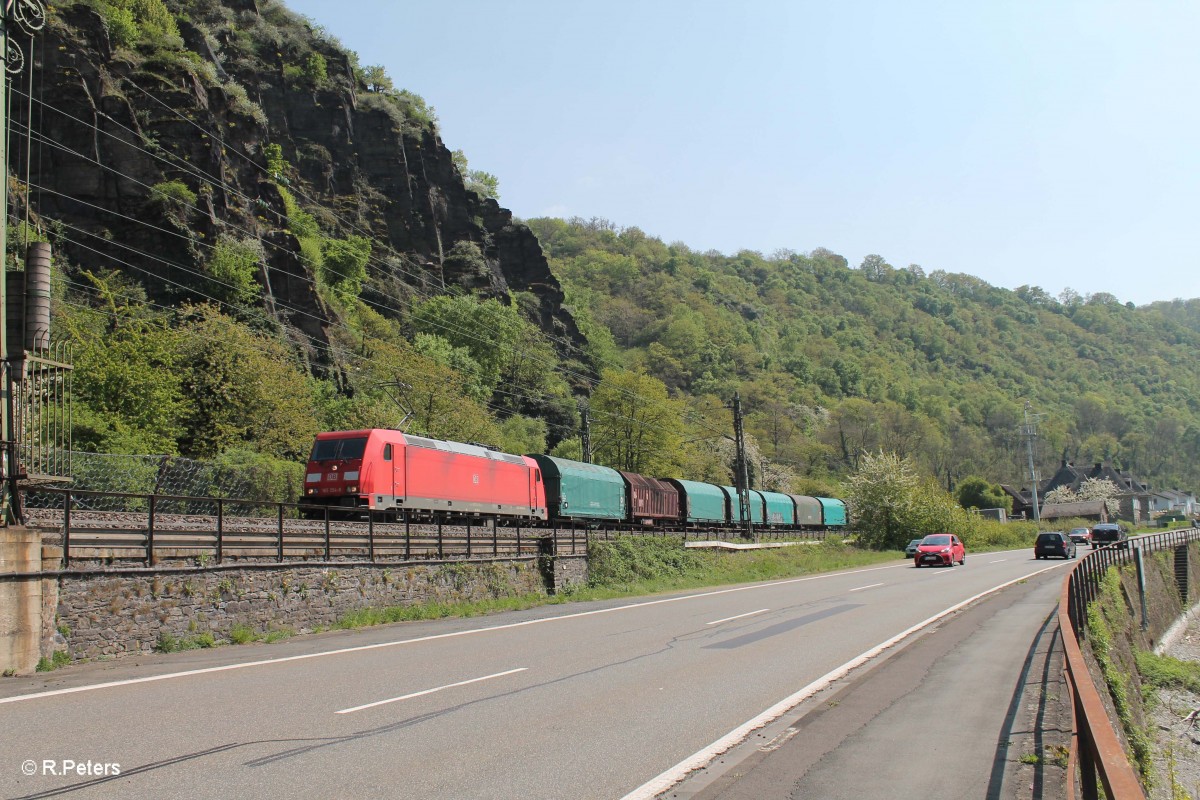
[302,429,547,521]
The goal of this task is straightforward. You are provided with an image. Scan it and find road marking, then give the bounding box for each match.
[618,563,1068,800]
[708,609,770,625]
[0,562,913,706]
[335,668,527,714]
[990,559,1008,563]
[848,583,883,592]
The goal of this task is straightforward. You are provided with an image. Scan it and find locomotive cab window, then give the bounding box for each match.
[383,444,393,461]
[310,437,368,461]
[534,469,541,483]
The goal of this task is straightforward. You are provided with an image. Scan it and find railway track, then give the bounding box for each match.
[21,505,828,568]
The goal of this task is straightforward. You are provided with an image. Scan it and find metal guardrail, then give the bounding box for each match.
[1059,527,1200,800]
[16,487,831,571]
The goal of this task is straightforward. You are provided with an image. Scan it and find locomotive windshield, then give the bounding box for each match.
[310,437,368,461]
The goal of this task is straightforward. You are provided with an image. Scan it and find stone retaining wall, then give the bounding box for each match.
[553,555,588,592]
[1,527,593,672]
[53,559,547,661]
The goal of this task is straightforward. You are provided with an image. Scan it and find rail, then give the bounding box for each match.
[1059,527,1200,800]
[13,487,833,570]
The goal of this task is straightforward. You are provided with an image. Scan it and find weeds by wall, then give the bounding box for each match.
[1082,541,1200,792]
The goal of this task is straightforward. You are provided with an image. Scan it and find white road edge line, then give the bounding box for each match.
[990,559,1008,563]
[335,667,527,714]
[0,562,911,706]
[848,583,883,592]
[707,609,769,626]
[618,563,1068,800]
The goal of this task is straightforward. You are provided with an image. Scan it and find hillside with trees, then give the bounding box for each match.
[10,0,1200,508]
[526,217,1200,496]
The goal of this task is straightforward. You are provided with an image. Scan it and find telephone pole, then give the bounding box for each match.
[579,400,591,463]
[731,392,751,537]
[1,5,11,524]
[1023,402,1042,522]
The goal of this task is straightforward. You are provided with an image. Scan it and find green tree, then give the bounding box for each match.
[846,451,973,550]
[176,306,318,459]
[589,369,684,474]
[411,332,488,401]
[955,476,1009,511]
[451,149,500,200]
[63,271,185,453]
[409,295,565,402]
[496,415,547,455]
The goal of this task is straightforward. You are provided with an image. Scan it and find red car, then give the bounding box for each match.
[914,533,966,567]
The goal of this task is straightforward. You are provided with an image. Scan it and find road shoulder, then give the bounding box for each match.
[667,570,1073,800]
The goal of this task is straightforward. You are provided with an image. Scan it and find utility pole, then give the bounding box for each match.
[1,4,11,525]
[579,400,591,464]
[1023,401,1042,522]
[731,392,751,537]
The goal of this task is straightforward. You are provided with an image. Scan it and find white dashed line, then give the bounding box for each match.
[708,609,770,625]
[336,668,527,714]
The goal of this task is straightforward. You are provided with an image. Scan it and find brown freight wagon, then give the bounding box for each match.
[620,471,681,525]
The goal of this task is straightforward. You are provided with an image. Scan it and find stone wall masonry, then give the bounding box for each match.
[552,555,588,593]
[55,558,546,661]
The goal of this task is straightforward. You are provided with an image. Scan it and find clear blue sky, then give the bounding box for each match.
[283,0,1199,306]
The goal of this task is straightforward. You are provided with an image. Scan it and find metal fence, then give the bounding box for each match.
[22,450,303,508]
[1059,527,1200,800]
[21,487,832,570]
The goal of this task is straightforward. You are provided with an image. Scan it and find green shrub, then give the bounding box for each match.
[221,80,267,126]
[303,52,327,85]
[156,630,180,653]
[229,624,256,645]
[1135,651,1200,693]
[206,235,262,304]
[320,235,371,300]
[103,5,141,49]
[587,536,702,587]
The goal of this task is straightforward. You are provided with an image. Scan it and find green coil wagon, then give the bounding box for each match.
[529,455,626,521]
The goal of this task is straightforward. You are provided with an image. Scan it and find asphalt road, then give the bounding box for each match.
[0,548,1073,800]
[664,568,1070,800]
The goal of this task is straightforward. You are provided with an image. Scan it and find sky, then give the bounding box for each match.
[283,0,1200,306]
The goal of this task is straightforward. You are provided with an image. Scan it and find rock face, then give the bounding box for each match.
[17,0,586,373]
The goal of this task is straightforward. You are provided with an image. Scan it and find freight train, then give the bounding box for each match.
[301,429,847,532]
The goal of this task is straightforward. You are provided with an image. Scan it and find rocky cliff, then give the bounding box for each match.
[15,0,585,378]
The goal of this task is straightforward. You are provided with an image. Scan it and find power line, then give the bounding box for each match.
[11,75,734,444]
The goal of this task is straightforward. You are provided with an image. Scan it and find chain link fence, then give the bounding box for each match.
[23,450,305,512]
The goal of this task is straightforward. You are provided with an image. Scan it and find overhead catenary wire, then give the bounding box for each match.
[12,124,709,440]
[13,117,621,400]
[53,230,679,444]
[89,81,717,408]
[8,75,734,443]
[10,85,699,416]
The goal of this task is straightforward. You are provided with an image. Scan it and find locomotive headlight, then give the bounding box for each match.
[348,486,358,493]
[331,464,338,471]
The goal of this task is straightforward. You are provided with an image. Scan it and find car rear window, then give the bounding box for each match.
[1037,533,1062,543]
